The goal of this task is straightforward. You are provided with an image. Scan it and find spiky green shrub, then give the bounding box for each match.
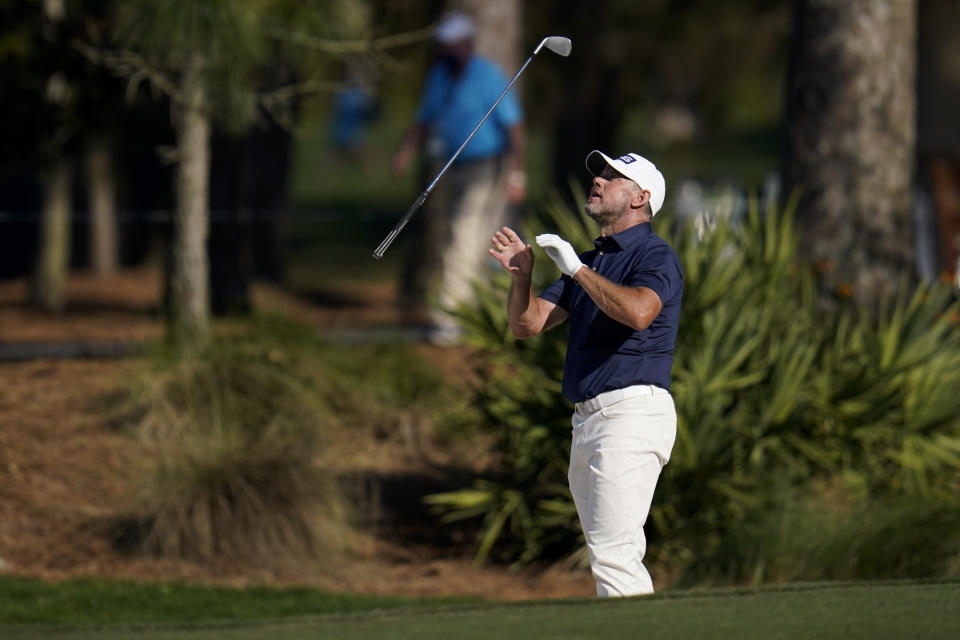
[682,483,960,586]
[429,192,960,582]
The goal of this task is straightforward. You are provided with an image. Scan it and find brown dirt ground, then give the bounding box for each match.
[0,270,595,600]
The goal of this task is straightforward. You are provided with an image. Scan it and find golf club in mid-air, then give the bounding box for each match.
[372,36,572,260]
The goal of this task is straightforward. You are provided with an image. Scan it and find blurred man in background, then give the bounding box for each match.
[393,11,526,344]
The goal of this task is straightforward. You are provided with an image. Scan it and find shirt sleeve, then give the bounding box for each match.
[415,65,445,124]
[486,64,522,127]
[537,275,572,311]
[495,90,522,127]
[625,245,683,304]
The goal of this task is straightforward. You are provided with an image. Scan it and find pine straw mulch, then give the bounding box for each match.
[0,271,594,600]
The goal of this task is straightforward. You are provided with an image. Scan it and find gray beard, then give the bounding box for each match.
[584,201,623,228]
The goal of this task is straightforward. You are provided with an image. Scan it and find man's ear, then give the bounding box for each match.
[631,189,651,211]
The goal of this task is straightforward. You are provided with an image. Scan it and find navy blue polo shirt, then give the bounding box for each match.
[538,222,683,403]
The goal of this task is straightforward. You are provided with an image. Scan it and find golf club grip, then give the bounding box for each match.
[372,191,429,259]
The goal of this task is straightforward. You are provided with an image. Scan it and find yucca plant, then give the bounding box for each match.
[431,188,960,584]
[812,285,960,497]
[678,479,960,586]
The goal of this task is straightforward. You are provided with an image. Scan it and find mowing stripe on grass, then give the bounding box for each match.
[2,580,957,640]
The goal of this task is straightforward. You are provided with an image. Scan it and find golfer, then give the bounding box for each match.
[489,150,682,597]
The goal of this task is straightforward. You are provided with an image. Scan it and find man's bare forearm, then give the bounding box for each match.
[507,273,542,338]
[572,267,661,331]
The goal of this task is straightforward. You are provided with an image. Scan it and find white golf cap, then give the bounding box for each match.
[586,150,666,216]
[434,12,475,44]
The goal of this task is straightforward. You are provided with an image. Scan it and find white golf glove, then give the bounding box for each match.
[535,234,584,277]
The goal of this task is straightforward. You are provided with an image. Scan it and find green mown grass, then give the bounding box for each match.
[0,576,462,626]
[2,578,957,640]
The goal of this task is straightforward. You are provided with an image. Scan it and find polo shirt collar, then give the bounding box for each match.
[593,222,652,250]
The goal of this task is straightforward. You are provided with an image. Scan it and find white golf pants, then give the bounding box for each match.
[568,384,677,598]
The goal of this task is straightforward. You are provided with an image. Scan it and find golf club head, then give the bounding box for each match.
[537,36,572,57]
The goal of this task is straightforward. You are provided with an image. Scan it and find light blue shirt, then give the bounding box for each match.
[416,55,523,163]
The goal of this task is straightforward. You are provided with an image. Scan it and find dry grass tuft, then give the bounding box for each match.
[114,317,350,567]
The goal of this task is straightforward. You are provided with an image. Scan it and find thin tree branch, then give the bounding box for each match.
[257,77,346,135]
[263,25,433,54]
[73,39,183,103]
[73,23,429,134]
[259,78,342,105]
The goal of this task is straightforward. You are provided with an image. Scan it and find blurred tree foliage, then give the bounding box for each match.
[356,0,791,187]
[520,0,791,185]
[0,0,128,305]
[88,0,427,342]
[429,194,960,583]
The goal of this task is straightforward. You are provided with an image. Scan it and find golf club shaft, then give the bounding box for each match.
[372,53,538,260]
[424,54,535,195]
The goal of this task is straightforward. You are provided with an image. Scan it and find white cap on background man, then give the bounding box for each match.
[434,12,475,44]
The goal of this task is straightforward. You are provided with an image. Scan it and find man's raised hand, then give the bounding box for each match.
[489,226,533,276]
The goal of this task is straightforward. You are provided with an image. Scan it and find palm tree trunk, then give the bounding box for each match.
[32,157,72,311]
[168,51,211,344]
[85,135,119,276]
[783,0,917,305]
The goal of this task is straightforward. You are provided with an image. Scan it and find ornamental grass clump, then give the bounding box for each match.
[116,316,348,567]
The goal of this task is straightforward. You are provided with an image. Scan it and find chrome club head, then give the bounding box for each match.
[536,36,572,57]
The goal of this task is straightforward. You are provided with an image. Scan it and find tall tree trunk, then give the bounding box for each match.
[32,0,71,311]
[85,135,118,276]
[917,0,960,288]
[168,52,211,344]
[458,0,521,73]
[783,0,917,305]
[32,158,72,311]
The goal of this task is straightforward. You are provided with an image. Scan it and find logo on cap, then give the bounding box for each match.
[618,155,636,164]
